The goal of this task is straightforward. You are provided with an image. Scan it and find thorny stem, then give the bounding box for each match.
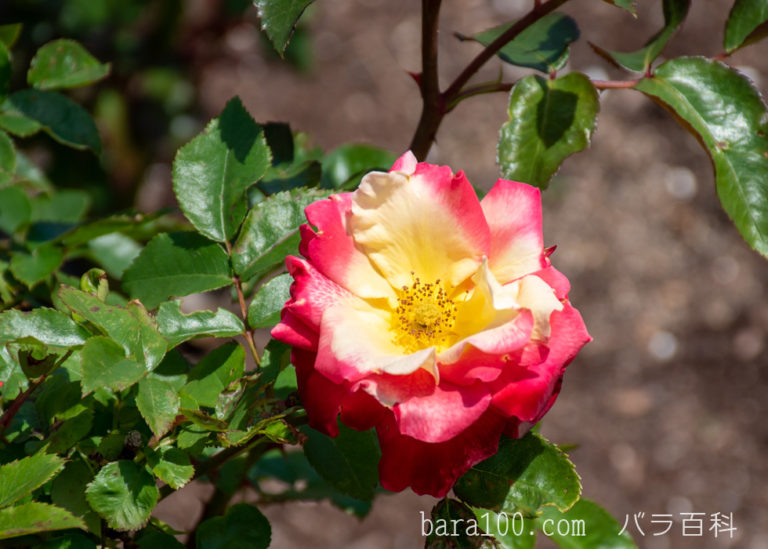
[409,0,443,161]
[409,0,571,159]
[225,240,261,367]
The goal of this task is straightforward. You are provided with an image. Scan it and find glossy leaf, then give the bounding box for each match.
[232,189,329,281]
[80,336,146,395]
[465,13,579,73]
[85,461,159,532]
[0,186,30,234]
[87,233,142,279]
[157,300,244,348]
[172,97,271,242]
[320,144,395,189]
[591,0,690,73]
[634,57,768,257]
[137,375,180,437]
[0,453,65,508]
[0,502,84,540]
[10,243,63,287]
[28,39,110,90]
[454,433,581,515]
[538,499,637,548]
[7,90,101,153]
[58,287,167,370]
[122,232,232,309]
[255,0,315,55]
[248,273,291,329]
[0,130,13,185]
[0,308,88,347]
[302,422,380,501]
[182,342,245,408]
[146,447,194,490]
[724,0,768,52]
[498,72,598,188]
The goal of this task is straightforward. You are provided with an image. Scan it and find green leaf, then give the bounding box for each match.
[248,273,291,329]
[7,89,101,153]
[263,122,294,165]
[0,308,88,347]
[471,507,537,548]
[28,190,91,225]
[41,532,99,549]
[424,499,489,548]
[146,447,194,490]
[258,339,290,389]
[591,0,690,72]
[232,188,329,281]
[172,97,271,242]
[136,376,180,437]
[196,503,271,549]
[122,232,232,309]
[46,406,94,454]
[498,72,598,188]
[0,186,31,234]
[87,233,142,279]
[454,433,581,515]
[0,24,22,48]
[634,57,768,257]
[724,0,768,52]
[58,211,164,246]
[0,110,42,137]
[85,460,159,532]
[51,459,101,535]
[156,300,244,348]
[137,528,186,549]
[538,499,637,548]
[256,159,321,195]
[182,342,245,408]
[0,453,65,508]
[58,287,167,370]
[0,502,85,540]
[302,422,380,501]
[10,243,64,287]
[601,0,636,15]
[0,42,10,101]
[465,13,580,73]
[181,408,229,432]
[255,0,315,55]
[0,132,14,187]
[320,144,395,189]
[28,39,110,90]
[80,336,146,395]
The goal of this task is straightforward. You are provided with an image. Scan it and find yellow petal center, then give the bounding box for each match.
[393,275,457,353]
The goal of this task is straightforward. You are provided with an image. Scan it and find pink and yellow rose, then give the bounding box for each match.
[272,151,590,497]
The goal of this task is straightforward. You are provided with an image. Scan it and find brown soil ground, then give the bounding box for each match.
[153,1,768,547]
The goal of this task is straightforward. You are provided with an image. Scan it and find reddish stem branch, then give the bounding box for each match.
[0,376,46,432]
[592,78,641,89]
[225,240,261,367]
[409,0,572,160]
[408,0,443,161]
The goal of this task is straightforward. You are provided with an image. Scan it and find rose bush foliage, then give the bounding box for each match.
[273,151,591,496]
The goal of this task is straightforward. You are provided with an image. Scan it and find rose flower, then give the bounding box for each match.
[272,151,590,497]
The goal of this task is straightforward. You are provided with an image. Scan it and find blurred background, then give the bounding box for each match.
[1,0,766,547]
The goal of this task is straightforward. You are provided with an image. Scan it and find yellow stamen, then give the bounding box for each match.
[393,274,457,352]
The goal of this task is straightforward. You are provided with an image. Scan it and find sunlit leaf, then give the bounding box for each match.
[28,39,110,90]
[724,0,768,53]
[85,461,159,531]
[255,0,315,55]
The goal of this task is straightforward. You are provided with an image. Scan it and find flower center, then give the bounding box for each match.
[394,275,457,352]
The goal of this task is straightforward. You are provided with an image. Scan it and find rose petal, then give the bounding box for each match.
[376,409,507,497]
[438,309,533,365]
[314,297,438,384]
[391,150,418,175]
[481,179,548,284]
[302,194,395,300]
[515,274,564,340]
[490,303,590,421]
[350,167,490,289]
[271,310,318,350]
